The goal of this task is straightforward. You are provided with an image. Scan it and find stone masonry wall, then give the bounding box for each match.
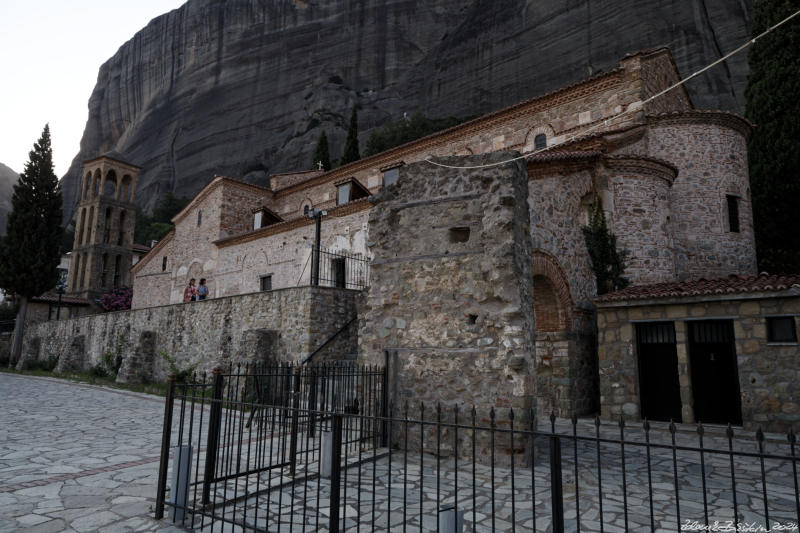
[360,152,535,415]
[215,208,370,297]
[615,114,757,280]
[597,294,800,433]
[19,286,358,382]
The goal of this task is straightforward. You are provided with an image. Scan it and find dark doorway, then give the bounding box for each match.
[688,320,742,425]
[332,257,346,288]
[636,322,682,422]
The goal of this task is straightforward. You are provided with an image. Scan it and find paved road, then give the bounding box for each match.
[0,373,183,532]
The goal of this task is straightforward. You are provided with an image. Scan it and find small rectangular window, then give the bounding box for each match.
[253,211,263,230]
[383,168,399,188]
[162,257,168,272]
[197,210,202,227]
[337,183,351,206]
[726,195,740,233]
[767,316,797,343]
[260,275,272,292]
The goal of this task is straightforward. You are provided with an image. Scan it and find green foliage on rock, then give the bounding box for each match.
[583,201,629,295]
[0,125,63,298]
[133,192,190,245]
[312,131,332,171]
[340,107,361,166]
[745,0,800,273]
[160,350,198,383]
[364,112,470,157]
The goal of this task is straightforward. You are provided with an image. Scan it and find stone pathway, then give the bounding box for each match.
[0,373,183,532]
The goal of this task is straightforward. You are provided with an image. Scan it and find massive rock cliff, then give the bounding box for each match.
[0,163,19,235]
[61,0,753,222]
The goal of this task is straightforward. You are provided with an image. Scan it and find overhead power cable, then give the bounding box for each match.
[423,7,800,171]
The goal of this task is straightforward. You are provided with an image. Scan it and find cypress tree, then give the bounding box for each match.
[340,107,361,165]
[582,201,629,295]
[312,131,331,171]
[0,125,64,365]
[745,0,800,273]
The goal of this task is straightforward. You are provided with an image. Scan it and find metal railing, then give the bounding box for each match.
[305,245,370,290]
[0,319,15,333]
[156,363,800,532]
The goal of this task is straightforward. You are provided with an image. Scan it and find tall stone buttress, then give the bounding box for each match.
[67,154,140,303]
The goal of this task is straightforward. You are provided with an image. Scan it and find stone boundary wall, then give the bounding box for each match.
[19,286,358,382]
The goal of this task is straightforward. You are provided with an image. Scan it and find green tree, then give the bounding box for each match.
[133,193,190,245]
[364,112,470,157]
[312,131,331,171]
[582,201,629,295]
[340,107,360,165]
[745,0,800,273]
[0,125,63,365]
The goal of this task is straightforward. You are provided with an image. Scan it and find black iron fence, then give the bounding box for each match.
[309,246,370,290]
[0,319,15,333]
[156,363,800,532]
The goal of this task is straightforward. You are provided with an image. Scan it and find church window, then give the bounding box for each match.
[383,167,399,188]
[534,133,547,150]
[726,195,740,233]
[767,316,797,343]
[335,178,369,205]
[253,207,282,229]
[336,183,351,205]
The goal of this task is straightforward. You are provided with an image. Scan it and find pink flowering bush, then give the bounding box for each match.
[99,287,132,311]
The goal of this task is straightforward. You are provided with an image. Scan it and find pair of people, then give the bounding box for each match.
[183,278,209,302]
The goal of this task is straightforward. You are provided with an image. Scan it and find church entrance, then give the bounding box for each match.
[688,320,742,425]
[636,322,682,422]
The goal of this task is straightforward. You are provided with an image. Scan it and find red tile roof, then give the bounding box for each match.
[595,273,800,303]
[31,293,91,306]
[525,150,603,163]
[131,243,151,253]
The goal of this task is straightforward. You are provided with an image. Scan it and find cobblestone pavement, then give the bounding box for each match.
[0,373,182,532]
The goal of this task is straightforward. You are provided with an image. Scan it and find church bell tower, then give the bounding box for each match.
[67,153,140,303]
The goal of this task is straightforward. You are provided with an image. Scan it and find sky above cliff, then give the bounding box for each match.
[0,0,186,179]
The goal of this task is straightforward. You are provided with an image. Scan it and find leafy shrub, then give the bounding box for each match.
[24,355,59,372]
[160,350,199,384]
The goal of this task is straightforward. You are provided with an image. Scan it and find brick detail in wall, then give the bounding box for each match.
[532,250,573,332]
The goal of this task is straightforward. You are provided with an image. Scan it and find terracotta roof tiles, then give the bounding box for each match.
[595,273,800,303]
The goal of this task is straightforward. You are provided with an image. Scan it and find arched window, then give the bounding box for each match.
[103,170,117,198]
[117,211,126,245]
[101,253,110,288]
[304,205,310,217]
[113,255,122,288]
[104,208,112,243]
[534,134,547,150]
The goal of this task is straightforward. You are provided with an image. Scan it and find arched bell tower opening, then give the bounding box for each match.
[67,153,140,305]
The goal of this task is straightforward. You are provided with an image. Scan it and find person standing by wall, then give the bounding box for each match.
[183,278,196,303]
[197,278,208,301]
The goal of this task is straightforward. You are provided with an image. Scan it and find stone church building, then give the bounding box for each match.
[24,47,795,431]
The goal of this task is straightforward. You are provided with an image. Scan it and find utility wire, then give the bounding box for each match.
[423,7,800,171]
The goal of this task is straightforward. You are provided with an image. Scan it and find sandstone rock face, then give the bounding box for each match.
[60,0,752,223]
[0,162,19,234]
